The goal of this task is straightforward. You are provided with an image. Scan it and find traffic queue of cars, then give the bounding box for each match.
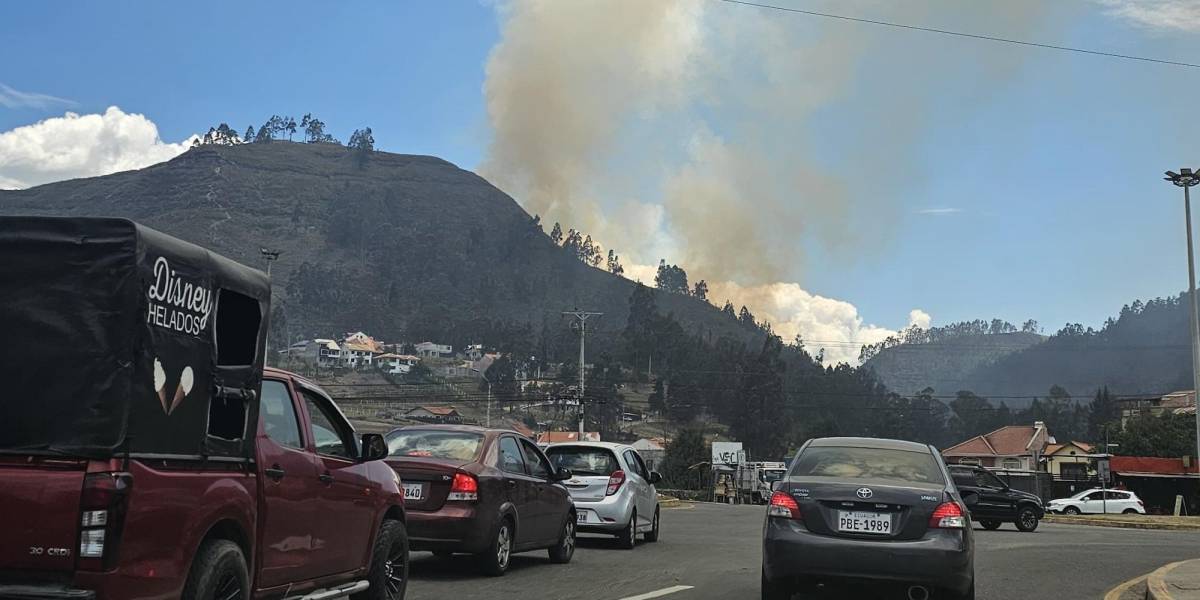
[380,428,663,576]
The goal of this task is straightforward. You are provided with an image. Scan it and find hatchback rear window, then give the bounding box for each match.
[791,446,944,485]
[386,430,484,461]
[546,446,620,476]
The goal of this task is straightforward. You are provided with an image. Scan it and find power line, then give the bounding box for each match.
[716,0,1200,70]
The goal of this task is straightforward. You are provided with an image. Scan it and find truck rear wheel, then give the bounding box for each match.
[182,539,249,600]
[356,519,408,600]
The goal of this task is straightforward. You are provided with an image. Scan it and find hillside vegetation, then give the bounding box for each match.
[0,142,760,358]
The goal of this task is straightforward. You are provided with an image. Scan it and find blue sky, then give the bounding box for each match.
[4,0,1200,359]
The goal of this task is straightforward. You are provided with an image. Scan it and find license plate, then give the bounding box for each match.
[576,511,589,523]
[837,511,891,534]
[402,483,423,501]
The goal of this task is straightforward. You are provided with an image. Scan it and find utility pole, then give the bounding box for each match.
[259,248,281,360]
[1165,168,1200,469]
[563,309,602,435]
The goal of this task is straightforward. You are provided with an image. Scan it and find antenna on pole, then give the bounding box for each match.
[562,309,602,436]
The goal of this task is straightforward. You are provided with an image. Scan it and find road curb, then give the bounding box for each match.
[1043,516,1200,531]
[1146,560,1191,600]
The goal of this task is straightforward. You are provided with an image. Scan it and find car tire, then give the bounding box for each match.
[1063,506,1081,515]
[761,567,791,600]
[980,520,1002,530]
[644,506,661,543]
[617,510,637,550]
[1122,508,1138,514]
[1015,507,1039,532]
[477,517,514,577]
[355,519,408,600]
[181,539,249,600]
[548,514,576,564]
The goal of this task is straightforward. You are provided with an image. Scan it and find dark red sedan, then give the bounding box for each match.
[383,424,577,576]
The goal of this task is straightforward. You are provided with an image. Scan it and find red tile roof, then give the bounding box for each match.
[944,425,1048,457]
[407,406,459,416]
[1111,456,1199,476]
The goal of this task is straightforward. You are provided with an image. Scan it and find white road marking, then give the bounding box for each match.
[617,585,695,600]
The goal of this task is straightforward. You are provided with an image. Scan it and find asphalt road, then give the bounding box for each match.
[404,502,1200,600]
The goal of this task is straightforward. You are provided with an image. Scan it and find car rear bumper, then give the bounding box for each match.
[762,517,973,594]
[0,585,96,600]
[406,503,495,553]
[571,491,634,532]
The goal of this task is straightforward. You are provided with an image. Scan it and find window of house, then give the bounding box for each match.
[1001,458,1022,470]
[958,457,981,466]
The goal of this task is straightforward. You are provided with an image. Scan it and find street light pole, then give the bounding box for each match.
[1165,168,1200,470]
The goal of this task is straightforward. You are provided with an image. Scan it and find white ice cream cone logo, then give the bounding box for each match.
[154,358,169,414]
[170,366,194,415]
[153,358,194,416]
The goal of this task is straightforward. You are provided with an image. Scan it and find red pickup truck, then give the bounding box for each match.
[0,217,408,600]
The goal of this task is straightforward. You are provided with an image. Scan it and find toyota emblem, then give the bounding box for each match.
[856,487,873,499]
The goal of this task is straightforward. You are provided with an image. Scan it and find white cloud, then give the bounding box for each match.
[908,309,932,330]
[0,106,196,189]
[915,207,962,215]
[0,83,75,109]
[701,279,930,365]
[1097,0,1200,31]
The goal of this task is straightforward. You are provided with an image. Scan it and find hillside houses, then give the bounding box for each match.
[282,332,502,380]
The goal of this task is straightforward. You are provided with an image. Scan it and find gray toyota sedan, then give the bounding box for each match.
[762,437,975,600]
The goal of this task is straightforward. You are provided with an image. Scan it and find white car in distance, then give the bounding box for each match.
[1047,489,1146,515]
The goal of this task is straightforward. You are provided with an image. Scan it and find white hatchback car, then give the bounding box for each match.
[1047,488,1145,514]
[545,442,661,549]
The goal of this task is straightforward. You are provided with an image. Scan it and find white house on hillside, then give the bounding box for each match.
[377,354,420,375]
[415,342,453,359]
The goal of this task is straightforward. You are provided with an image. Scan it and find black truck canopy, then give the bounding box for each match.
[0,216,270,459]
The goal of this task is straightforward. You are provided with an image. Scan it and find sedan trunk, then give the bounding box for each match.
[786,480,948,541]
[385,457,470,512]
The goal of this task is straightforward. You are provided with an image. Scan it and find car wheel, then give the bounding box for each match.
[617,510,637,549]
[761,567,791,600]
[548,515,576,564]
[1063,506,1081,515]
[1015,507,1039,532]
[644,507,661,543]
[979,520,1002,530]
[476,518,514,577]
[1122,508,1138,514]
[355,519,408,600]
[182,539,249,600]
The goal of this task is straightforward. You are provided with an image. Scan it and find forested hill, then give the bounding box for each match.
[862,330,1045,397]
[959,296,1193,399]
[864,299,1194,402]
[0,142,761,358]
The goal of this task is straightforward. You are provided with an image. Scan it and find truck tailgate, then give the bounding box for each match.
[0,457,87,572]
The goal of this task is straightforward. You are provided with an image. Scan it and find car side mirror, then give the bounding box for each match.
[554,467,573,481]
[962,492,979,507]
[771,480,782,492]
[359,433,388,462]
[649,471,662,485]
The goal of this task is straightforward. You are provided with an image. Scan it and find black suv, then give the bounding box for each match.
[948,464,1044,532]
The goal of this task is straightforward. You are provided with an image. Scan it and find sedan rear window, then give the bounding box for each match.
[791,446,944,485]
[546,446,620,476]
[386,430,484,461]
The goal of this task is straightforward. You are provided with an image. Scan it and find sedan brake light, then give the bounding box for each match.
[767,491,801,520]
[929,501,966,529]
[447,472,478,502]
[606,470,626,496]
